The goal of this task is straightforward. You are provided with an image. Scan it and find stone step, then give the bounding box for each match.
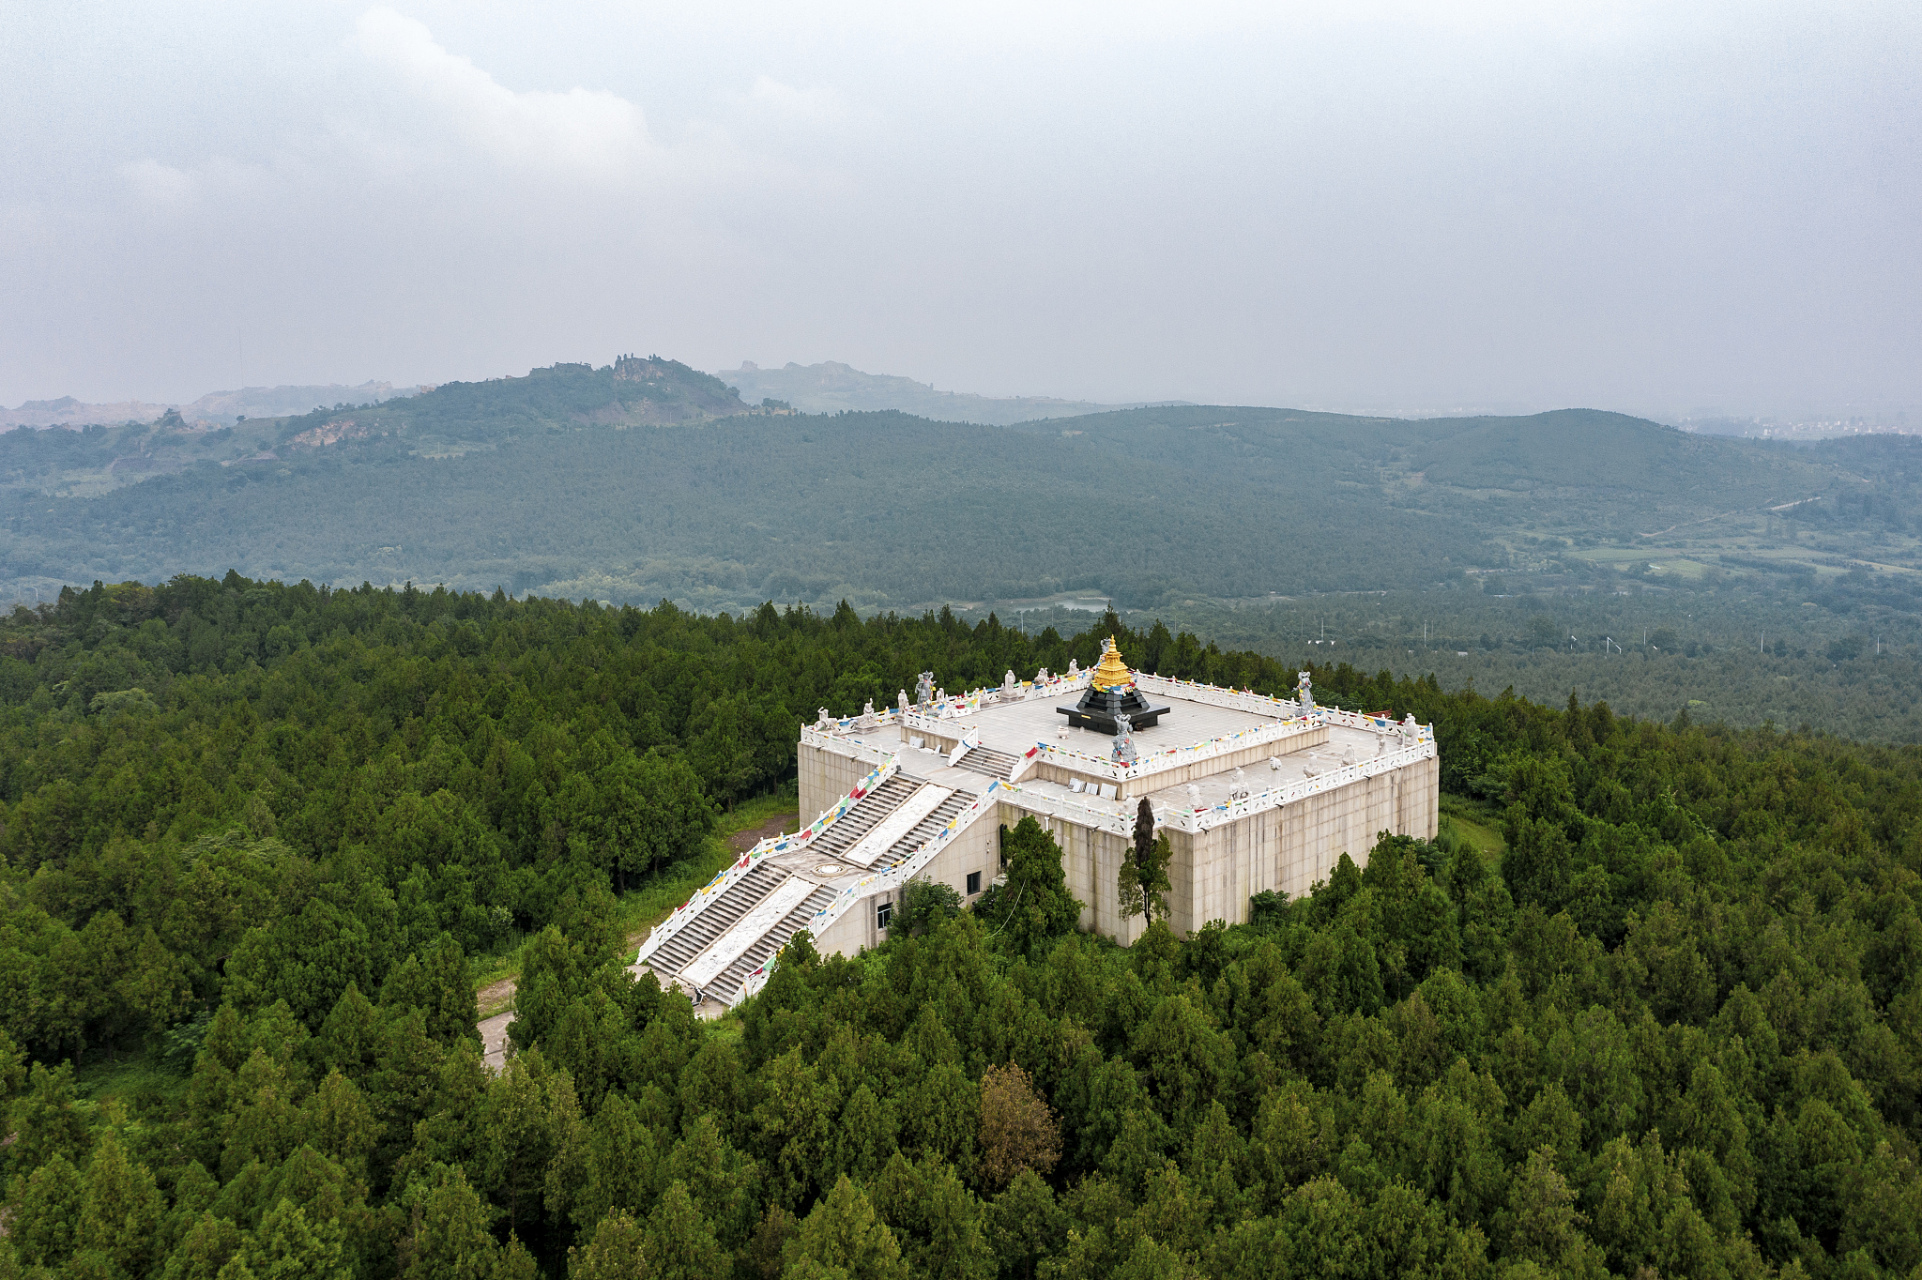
[952,746,1021,779]
[705,883,838,1004]
[650,765,978,1004]
[870,791,974,870]
[807,776,923,857]
[647,862,788,975]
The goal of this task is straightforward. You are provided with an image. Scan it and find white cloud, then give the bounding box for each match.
[352,7,651,177]
[5,0,1915,411]
[746,76,845,124]
[116,154,293,211]
[120,158,198,207]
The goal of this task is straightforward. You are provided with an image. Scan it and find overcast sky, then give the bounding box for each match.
[2,1,1916,418]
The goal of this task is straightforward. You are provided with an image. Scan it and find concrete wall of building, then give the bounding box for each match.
[797,739,883,826]
[1399,753,1440,849]
[801,734,1439,945]
[1165,752,1440,933]
[918,815,1002,911]
[814,900,869,960]
[799,802,1002,962]
[999,800,1147,947]
[1016,725,1330,798]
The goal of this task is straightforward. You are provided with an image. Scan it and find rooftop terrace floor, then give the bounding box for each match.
[936,690,1278,759]
[821,692,1406,823]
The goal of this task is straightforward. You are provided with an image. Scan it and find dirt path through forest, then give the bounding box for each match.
[477,810,799,1070]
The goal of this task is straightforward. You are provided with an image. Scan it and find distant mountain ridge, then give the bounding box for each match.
[0,355,1873,612]
[1,381,422,429]
[715,359,1178,425]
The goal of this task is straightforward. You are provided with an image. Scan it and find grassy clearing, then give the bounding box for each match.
[611,787,801,946]
[1440,793,1506,864]
[73,1053,191,1108]
[1574,546,1687,564]
[469,786,802,1018]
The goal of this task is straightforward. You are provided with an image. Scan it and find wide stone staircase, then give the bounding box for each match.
[804,775,923,859]
[952,745,1022,780]
[640,764,998,1007]
[641,861,838,1001]
[642,862,790,977]
[863,788,973,869]
[697,882,837,1005]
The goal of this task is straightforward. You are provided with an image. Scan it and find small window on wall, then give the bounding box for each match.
[966,871,982,896]
[876,900,893,931]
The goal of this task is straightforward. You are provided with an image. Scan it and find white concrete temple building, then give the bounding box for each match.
[638,639,1438,1010]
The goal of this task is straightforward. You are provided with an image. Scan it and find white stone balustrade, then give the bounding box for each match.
[999,737,1437,835]
[736,779,1005,1004]
[638,753,899,962]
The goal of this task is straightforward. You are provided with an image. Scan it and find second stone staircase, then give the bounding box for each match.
[641,762,986,1006]
[643,862,789,977]
[952,745,1022,780]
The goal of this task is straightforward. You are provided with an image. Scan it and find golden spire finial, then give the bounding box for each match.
[1090,635,1134,691]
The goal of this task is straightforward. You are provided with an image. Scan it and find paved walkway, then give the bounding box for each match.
[479,1010,514,1072]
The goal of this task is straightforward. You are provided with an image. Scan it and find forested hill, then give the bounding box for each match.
[714,359,1135,424]
[0,358,1872,609]
[1027,404,1837,538]
[0,575,1920,1276]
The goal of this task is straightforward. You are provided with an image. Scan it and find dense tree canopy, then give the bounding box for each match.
[0,575,1919,1277]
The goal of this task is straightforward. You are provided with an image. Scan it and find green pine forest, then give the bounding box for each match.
[0,575,1919,1278]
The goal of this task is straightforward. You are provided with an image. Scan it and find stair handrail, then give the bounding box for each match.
[638,753,900,965]
[947,725,981,767]
[1006,749,1037,783]
[735,780,1003,1004]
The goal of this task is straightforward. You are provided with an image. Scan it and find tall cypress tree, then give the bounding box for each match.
[1118,798,1172,929]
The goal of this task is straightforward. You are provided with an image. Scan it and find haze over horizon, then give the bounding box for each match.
[3,2,1918,421]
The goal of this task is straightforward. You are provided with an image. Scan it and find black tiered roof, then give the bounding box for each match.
[1056,682,1170,735]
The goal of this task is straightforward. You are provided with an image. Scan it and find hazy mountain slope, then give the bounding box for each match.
[1011,403,1839,534]
[3,411,1490,608]
[1409,409,1827,500]
[0,359,1892,610]
[716,359,1152,424]
[0,381,418,428]
[0,356,752,504]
